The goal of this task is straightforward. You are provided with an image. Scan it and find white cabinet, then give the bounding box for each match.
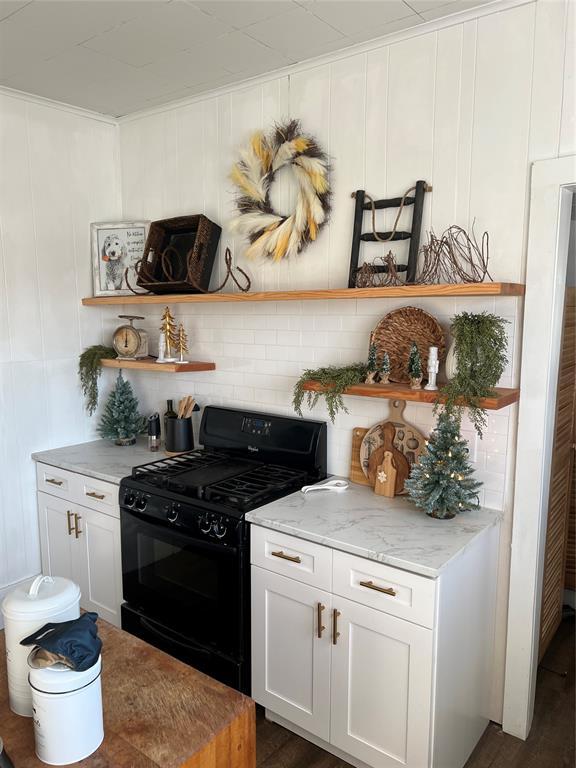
[251,524,499,768]
[252,567,332,740]
[37,480,122,627]
[330,597,433,768]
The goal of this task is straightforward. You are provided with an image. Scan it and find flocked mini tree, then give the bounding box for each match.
[365,340,378,384]
[407,341,422,379]
[380,351,391,384]
[405,409,482,519]
[98,371,146,446]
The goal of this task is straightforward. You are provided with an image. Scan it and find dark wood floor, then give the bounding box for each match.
[256,613,575,768]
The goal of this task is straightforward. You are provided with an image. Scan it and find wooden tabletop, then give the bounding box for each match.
[0,620,255,768]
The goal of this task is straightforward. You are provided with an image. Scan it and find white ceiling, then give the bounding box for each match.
[0,0,495,117]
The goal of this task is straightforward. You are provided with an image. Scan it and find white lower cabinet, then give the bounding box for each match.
[330,597,432,768]
[251,523,499,768]
[37,490,122,626]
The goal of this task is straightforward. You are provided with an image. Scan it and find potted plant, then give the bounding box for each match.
[78,345,117,415]
[441,312,508,437]
[98,371,146,446]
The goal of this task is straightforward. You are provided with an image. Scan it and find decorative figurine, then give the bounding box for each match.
[424,346,439,390]
[407,341,423,389]
[379,351,391,385]
[157,333,166,363]
[176,323,189,364]
[159,306,178,362]
[365,339,378,384]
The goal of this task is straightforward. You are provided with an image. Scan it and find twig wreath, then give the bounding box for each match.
[230,119,331,262]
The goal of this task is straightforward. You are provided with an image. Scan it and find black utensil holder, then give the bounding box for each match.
[165,418,194,453]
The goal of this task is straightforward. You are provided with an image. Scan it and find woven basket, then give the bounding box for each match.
[136,215,221,294]
[371,307,445,383]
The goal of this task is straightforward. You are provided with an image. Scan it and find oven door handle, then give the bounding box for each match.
[139,616,211,656]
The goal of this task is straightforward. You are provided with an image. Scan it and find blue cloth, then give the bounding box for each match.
[20,612,101,672]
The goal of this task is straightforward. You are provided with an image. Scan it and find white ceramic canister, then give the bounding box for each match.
[1,576,80,717]
[29,655,104,765]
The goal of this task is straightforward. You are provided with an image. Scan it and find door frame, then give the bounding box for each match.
[503,155,576,739]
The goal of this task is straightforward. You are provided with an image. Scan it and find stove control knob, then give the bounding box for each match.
[199,514,212,534]
[135,496,147,512]
[123,493,135,507]
[212,519,227,539]
[167,503,179,523]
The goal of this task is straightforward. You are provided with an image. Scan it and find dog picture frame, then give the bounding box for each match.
[91,221,150,296]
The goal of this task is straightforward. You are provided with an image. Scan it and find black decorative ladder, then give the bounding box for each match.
[347,180,430,288]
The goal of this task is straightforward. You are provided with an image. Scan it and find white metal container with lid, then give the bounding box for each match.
[1,575,80,716]
[29,655,104,765]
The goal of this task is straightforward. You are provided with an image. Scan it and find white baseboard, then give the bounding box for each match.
[563,589,576,611]
[0,575,40,629]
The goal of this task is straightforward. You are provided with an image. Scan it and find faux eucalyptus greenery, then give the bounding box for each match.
[78,345,117,415]
[293,364,368,422]
[441,312,508,437]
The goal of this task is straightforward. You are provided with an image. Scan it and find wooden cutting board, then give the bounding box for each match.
[386,399,426,467]
[349,427,371,485]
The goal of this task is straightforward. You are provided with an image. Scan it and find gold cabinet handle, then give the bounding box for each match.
[46,478,63,486]
[332,609,341,645]
[66,510,74,536]
[74,513,82,539]
[359,579,397,597]
[317,603,325,639]
[271,550,301,564]
[86,491,105,500]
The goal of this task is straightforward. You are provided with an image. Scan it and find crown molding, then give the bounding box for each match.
[0,85,118,125]
[118,0,533,124]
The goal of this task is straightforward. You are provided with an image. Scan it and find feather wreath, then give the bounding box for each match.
[230,119,331,261]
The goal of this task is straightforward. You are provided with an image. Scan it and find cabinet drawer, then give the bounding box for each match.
[332,551,436,629]
[76,475,119,518]
[251,526,332,591]
[36,463,78,501]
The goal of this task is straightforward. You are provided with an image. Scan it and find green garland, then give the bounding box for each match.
[78,345,117,416]
[293,364,368,422]
[441,312,508,437]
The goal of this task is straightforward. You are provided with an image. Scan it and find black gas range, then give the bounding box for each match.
[119,406,327,694]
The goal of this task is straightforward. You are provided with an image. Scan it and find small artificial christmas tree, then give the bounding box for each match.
[365,340,378,384]
[98,371,146,446]
[380,351,391,384]
[405,409,482,519]
[407,341,422,389]
[160,306,178,360]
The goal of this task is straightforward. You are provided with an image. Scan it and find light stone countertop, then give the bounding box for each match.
[246,478,502,579]
[32,438,155,484]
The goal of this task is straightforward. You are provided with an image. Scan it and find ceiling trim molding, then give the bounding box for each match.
[0,85,118,125]
[118,0,533,124]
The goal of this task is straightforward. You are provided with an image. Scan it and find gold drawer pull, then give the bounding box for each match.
[332,609,341,645]
[46,478,63,486]
[66,510,74,536]
[74,513,82,539]
[359,580,397,597]
[271,550,301,564]
[86,491,105,500]
[317,603,325,639]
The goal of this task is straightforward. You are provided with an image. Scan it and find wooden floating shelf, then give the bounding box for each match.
[82,282,525,306]
[100,357,215,373]
[301,381,520,410]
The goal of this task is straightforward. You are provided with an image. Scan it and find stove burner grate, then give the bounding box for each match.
[204,464,307,511]
[131,449,225,486]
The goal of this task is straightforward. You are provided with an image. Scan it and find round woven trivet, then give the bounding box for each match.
[371,307,445,384]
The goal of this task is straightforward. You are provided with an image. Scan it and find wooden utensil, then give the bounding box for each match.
[374,452,397,497]
[350,428,371,486]
[367,422,409,493]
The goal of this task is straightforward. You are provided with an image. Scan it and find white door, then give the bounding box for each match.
[37,492,75,581]
[251,566,332,741]
[73,504,122,627]
[330,597,433,768]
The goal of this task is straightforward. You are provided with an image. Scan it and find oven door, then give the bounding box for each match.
[121,507,246,658]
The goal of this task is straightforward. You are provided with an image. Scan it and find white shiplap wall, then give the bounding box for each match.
[0,93,122,603]
[117,0,573,720]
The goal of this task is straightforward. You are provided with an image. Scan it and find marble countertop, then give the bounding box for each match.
[246,478,502,579]
[0,620,255,768]
[32,438,155,484]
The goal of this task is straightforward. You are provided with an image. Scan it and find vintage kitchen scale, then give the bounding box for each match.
[112,315,149,360]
